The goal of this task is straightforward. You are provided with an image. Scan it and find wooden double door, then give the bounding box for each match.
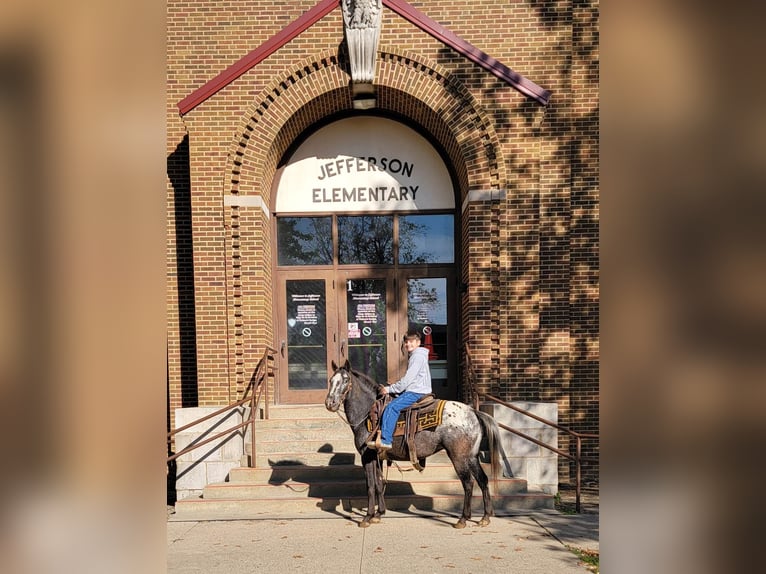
[276,269,457,404]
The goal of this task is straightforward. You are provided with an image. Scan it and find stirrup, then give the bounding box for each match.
[366,431,382,450]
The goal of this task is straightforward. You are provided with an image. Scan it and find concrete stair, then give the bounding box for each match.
[172,405,554,521]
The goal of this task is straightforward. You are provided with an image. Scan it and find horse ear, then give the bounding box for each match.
[331,360,338,371]
[343,358,351,371]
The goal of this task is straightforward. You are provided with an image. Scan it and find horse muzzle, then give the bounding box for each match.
[325,397,340,412]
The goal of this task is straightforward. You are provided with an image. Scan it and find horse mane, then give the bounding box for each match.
[348,367,379,391]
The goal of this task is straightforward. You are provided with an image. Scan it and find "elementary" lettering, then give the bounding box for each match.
[311,186,420,203]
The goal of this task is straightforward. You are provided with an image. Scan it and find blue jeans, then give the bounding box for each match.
[381,391,424,444]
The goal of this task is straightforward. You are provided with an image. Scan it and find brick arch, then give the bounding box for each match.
[227,48,506,205]
[374,46,507,194]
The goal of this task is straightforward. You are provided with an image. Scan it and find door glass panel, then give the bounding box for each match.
[338,216,393,264]
[399,214,454,264]
[277,217,333,265]
[407,278,449,391]
[346,279,387,384]
[285,279,328,390]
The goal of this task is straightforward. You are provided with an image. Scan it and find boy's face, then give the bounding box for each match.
[404,336,421,353]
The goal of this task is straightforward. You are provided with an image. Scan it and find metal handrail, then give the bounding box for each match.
[462,344,598,512]
[167,346,277,467]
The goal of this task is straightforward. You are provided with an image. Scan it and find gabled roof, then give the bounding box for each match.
[177,0,551,116]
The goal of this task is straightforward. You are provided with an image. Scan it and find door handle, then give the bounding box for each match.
[340,340,346,357]
[280,340,286,358]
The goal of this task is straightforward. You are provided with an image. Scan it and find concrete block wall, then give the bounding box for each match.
[173,407,246,500]
[481,402,559,494]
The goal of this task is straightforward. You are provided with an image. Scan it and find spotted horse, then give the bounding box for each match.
[325,359,508,529]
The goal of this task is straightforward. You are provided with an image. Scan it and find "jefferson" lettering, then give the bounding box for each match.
[317,157,413,180]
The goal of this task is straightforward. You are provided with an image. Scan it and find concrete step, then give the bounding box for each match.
[203,476,528,500]
[253,416,351,431]
[171,491,554,521]
[252,449,456,468]
[255,450,361,467]
[230,462,504,483]
[254,437,357,454]
[262,405,339,419]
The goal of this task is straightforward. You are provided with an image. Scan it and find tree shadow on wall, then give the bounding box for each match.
[429,1,600,484]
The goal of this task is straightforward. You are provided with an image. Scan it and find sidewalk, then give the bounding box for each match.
[167,492,599,573]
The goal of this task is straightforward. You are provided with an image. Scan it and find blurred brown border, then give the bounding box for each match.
[603,2,766,573]
[1,1,166,572]
[2,1,765,572]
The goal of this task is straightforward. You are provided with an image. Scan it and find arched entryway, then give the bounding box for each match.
[272,115,459,403]
[223,48,506,405]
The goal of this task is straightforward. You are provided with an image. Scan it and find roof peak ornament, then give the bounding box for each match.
[342,0,382,106]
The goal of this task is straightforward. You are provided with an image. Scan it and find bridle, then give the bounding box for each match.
[333,369,368,431]
[337,369,353,404]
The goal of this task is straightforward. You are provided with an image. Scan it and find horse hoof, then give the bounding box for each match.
[453,521,467,529]
[478,518,491,527]
[359,520,371,528]
[370,516,381,524]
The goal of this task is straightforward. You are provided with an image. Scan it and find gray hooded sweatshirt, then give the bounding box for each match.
[388,346,432,395]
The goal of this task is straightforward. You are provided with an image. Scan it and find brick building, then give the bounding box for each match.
[167,0,599,484]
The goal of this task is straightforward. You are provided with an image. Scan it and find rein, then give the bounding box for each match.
[335,406,367,432]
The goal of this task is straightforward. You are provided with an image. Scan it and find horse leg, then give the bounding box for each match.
[360,454,386,527]
[373,458,387,521]
[469,456,494,527]
[451,460,475,529]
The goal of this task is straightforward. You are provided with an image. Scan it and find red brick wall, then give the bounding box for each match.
[167,0,599,483]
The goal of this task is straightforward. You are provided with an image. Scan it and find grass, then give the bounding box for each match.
[554,486,599,571]
[568,546,599,573]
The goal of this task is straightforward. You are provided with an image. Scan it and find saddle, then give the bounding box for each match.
[367,394,446,471]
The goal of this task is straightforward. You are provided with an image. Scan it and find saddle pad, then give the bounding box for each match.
[392,399,446,436]
[365,399,445,434]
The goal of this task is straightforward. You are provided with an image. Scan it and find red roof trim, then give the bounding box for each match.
[383,0,551,106]
[177,0,550,115]
[178,0,339,115]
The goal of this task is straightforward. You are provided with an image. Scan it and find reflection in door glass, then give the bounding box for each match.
[286,280,327,390]
[277,217,332,265]
[407,278,448,390]
[338,216,393,264]
[399,215,454,264]
[346,279,387,384]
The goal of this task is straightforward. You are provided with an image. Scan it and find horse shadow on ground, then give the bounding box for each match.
[266,443,473,527]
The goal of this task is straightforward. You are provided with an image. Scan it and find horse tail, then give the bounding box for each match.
[474,410,502,482]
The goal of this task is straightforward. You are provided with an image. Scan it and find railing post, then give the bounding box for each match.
[264,358,270,420]
[250,384,256,468]
[576,435,582,513]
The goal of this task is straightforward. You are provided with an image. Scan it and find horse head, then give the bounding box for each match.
[324,359,352,412]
